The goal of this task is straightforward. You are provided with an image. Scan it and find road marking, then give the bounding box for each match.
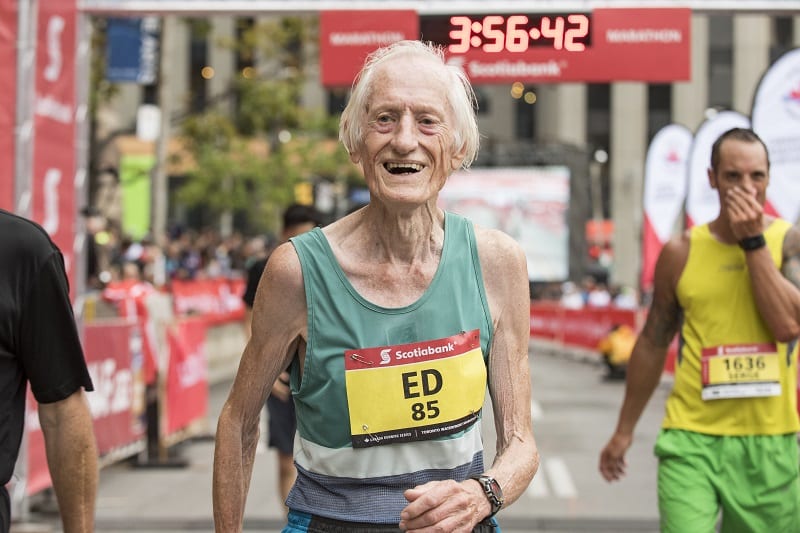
[525,457,578,499]
[545,457,578,498]
[531,399,543,420]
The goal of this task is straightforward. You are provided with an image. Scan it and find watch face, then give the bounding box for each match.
[488,477,504,500]
[472,474,504,514]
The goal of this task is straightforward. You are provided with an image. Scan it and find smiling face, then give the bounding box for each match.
[349,53,466,209]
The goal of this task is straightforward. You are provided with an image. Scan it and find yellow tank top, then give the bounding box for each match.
[663,220,799,435]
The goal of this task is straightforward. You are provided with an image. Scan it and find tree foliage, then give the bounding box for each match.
[176,15,361,235]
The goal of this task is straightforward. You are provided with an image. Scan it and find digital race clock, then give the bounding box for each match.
[322,8,690,86]
[420,14,592,54]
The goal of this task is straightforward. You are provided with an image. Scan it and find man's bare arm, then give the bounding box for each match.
[483,230,539,507]
[39,389,98,533]
[599,236,685,482]
[745,225,800,342]
[615,238,684,436]
[213,243,306,532]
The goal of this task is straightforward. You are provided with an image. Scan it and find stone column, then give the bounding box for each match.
[609,83,648,288]
[732,14,770,115]
[672,14,709,131]
[536,84,587,146]
[208,15,236,115]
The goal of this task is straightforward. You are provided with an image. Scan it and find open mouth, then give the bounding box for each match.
[384,162,423,175]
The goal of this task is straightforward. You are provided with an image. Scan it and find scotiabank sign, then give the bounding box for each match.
[320,10,419,87]
[321,8,690,86]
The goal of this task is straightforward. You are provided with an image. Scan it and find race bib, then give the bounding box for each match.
[344,329,486,448]
[701,343,781,400]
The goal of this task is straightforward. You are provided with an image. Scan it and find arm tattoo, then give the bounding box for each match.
[641,291,681,349]
[782,228,800,290]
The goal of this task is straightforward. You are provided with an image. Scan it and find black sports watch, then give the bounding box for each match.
[471,474,504,517]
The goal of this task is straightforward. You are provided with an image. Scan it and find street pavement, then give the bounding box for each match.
[14,340,669,533]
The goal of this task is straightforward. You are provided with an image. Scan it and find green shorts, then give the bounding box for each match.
[654,429,800,533]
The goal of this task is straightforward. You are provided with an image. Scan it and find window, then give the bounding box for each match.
[708,15,733,110]
[188,19,210,113]
[648,84,672,143]
[770,17,793,64]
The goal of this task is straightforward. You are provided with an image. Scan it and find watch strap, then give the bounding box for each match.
[738,234,766,251]
[470,475,504,517]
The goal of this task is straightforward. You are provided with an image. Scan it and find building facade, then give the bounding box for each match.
[99,10,800,289]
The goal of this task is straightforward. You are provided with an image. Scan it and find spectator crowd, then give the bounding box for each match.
[84,209,278,291]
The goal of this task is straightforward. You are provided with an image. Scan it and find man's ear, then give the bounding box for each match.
[350,151,361,165]
[707,167,717,190]
[450,144,467,171]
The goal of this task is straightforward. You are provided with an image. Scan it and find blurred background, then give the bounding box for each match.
[4,1,800,530]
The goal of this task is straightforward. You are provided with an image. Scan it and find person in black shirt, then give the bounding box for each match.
[0,209,97,533]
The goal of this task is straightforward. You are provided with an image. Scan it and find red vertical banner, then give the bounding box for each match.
[0,0,17,210]
[165,317,209,436]
[32,0,77,293]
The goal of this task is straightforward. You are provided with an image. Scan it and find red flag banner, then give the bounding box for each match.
[32,0,78,292]
[0,0,17,210]
[164,317,208,436]
[640,124,691,292]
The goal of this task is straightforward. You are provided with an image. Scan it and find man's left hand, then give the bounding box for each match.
[398,479,489,532]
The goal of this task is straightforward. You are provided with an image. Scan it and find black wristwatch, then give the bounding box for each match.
[738,234,766,251]
[471,474,504,517]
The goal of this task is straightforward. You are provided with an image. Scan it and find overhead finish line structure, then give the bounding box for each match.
[78,0,800,15]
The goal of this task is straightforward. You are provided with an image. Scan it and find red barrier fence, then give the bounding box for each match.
[529,302,640,350]
[529,302,677,373]
[170,278,245,325]
[25,318,147,495]
[530,302,800,418]
[21,277,241,497]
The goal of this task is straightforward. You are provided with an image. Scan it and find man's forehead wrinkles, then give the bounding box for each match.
[369,100,442,116]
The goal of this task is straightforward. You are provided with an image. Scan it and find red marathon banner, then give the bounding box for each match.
[0,0,16,210]
[165,316,208,437]
[420,8,691,84]
[32,0,78,294]
[320,10,419,87]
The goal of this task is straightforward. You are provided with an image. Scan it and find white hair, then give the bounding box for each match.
[339,40,480,169]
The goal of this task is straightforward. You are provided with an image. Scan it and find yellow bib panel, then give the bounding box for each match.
[664,220,799,435]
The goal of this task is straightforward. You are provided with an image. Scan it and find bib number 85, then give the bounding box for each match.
[411,400,440,421]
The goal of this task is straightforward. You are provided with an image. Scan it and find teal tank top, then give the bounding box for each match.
[285,211,494,523]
